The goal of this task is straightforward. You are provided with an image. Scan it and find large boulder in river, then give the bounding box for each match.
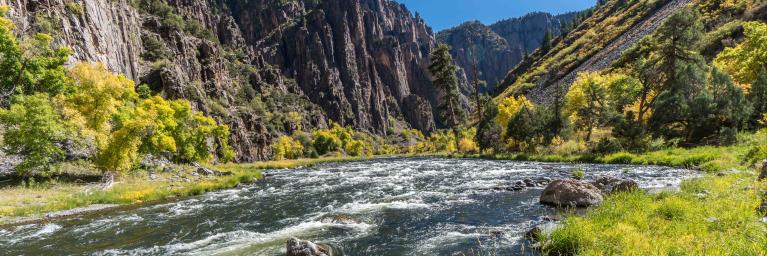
[286,238,332,256]
[540,179,603,207]
[591,176,639,194]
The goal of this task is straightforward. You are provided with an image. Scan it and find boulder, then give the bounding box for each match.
[286,238,332,256]
[540,179,603,207]
[759,160,767,180]
[524,221,562,240]
[591,176,639,194]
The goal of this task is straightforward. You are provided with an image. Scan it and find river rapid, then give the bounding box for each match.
[0,157,696,255]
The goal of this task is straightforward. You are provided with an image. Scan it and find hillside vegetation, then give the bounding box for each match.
[472,0,767,254]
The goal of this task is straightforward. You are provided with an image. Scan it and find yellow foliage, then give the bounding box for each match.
[564,72,609,120]
[495,95,534,138]
[272,136,304,160]
[714,21,767,88]
[65,63,138,149]
[458,138,478,153]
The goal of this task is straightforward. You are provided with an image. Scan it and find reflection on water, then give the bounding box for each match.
[0,157,695,255]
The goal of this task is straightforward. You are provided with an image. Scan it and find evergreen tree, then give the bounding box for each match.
[749,66,767,124]
[644,9,710,142]
[429,44,465,128]
[541,30,554,53]
[476,97,501,153]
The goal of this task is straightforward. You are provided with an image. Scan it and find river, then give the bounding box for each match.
[0,157,696,255]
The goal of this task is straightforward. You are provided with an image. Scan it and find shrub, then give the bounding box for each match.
[592,137,624,155]
[344,140,368,157]
[272,136,304,160]
[312,129,341,155]
[0,93,73,176]
[572,168,586,180]
[458,138,479,153]
[66,2,85,16]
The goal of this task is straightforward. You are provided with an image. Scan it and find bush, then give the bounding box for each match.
[458,138,479,153]
[66,2,84,16]
[344,140,368,157]
[592,137,624,155]
[572,168,585,180]
[272,136,304,160]
[0,93,73,176]
[312,130,341,155]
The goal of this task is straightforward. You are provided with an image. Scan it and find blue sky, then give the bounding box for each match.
[395,0,596,31]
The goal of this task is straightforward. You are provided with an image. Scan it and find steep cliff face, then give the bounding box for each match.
[223,0,446,133]
[0,0,459,161]
[438,12,580,90]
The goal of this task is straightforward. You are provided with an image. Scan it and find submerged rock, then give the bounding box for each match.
[320,214,358,225]
[286,238,332,256]
[591,176,639,194]
[540,179,603,207]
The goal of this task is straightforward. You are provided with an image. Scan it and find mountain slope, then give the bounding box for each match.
[495,0,686,102]
[437,12,584,90]
[0,0,466,161]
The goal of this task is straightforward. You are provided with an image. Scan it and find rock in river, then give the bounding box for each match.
[286,238,332,256]
[591,176,639,194]
[540,179,603,207]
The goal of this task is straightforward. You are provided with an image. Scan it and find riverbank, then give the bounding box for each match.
[0,156,382,225]
[503,143,767,255]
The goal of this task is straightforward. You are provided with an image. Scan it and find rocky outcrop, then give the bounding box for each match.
[0,0,466,161]
[592,176,639,194]
[226,0,469,133]
[540,179,603,207]
[286,238,332,256]
[438,12,580,90]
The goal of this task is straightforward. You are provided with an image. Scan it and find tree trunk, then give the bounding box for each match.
[100,171,116,190]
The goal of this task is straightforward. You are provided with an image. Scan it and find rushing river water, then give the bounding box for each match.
[0,158,696,256]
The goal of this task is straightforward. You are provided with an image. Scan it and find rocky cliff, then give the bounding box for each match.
[437,12,581,90]
[0,0,463,161]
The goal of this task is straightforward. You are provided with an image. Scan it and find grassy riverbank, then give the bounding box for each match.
[0,156,376,224]
[518,140,767,255]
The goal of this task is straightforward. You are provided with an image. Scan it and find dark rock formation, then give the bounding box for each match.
[540,179,603,207]
[592,176,639,194]
[286,238,332,256]
[438,12,580,90]
[0,0,468,161]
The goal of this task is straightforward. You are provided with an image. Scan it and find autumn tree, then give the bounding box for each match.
[714,21,767,86]
[564,72,611,141]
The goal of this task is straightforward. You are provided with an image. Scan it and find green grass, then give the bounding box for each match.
[543,174,767,256]
[0,156,381,222]
[460,134,767,255]
[0,167,264,219]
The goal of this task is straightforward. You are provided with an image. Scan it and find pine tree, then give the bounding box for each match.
[541,30,554,53]
[428,44,464,128]
[750,66,767,124]
[644,9,710,142]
